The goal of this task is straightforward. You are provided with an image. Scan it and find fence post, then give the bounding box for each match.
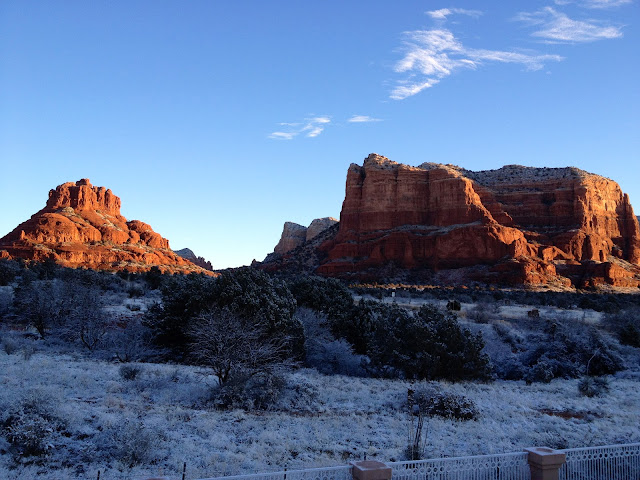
[351,461,392,480]
[525,447,566,480]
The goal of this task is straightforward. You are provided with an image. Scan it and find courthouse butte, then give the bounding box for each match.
[0,179,211,275]
[264,154,640,289]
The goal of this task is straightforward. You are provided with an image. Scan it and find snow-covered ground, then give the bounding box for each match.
[1,348,638,480]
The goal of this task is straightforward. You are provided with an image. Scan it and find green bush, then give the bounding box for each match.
[148,267,304,361]
[619,322,640,347]
[365,304,491,381]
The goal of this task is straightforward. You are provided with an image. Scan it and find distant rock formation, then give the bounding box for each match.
[263,154,640,288]
[174,248,213,271]
[0,179,214,275]
[272,217,338,255]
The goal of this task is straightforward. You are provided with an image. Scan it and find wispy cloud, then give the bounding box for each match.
[426,8,483,20]
[391,29,563,100]
[347,115,382,123]
[269,116,331,140]
[516,7,623,43]
[554,0,632,8]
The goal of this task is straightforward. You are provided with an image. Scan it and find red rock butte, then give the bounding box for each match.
[0,179,214,275]
[312,154,640,288]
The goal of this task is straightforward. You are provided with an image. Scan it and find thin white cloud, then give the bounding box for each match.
[347,115,382,123]
[269,116,331,140]
[555,0,632,8]
[426,8,483,20]
[268,131,296,140]
[391,29,563,100]
[516,7,623,42]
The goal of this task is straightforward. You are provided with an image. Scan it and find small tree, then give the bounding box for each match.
[188,308,292,386]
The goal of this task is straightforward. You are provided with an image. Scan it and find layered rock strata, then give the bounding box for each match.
[0,179,213,274]
[273,217,338,255]
[312,154,640,287]
[174,248,214,271]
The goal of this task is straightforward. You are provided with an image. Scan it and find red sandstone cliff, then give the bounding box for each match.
[0,179,214,275]
[310,154,640,288]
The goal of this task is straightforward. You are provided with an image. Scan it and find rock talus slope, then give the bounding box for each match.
[311,154,640,287]
[0,179,213,274]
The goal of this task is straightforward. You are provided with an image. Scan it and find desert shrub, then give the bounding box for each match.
[467,304,491,323]
[528,309,540,319]
[119,364,142,381]
[297,307,366,376]
[0,259,21,286]
[446,300,461,311]
[492,323,525,353]
[149,268,303,361]
[12,278,108,346]
[578,376,609,397]
[12,280,66,338]
[619,322,640,348]
[2,337,19,355]
[410,387,478,421]
[104,319,153,363]
[522,324,623,382]
[288,275,353,321]
[146,273,218,356]
[0,287,13,320]
[209,371,286,410]
[526,359,556,383]
[366,304,491,381]
[189,308,294,385]
[107,420,162,467]
[143,266,165,290]
[1,391,65,459]
[127,285,145,298]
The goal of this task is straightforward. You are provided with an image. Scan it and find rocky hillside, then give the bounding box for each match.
[263,154,640,288]
[272,217,338,255]
[174,248,214,271]
[0,179,212,274]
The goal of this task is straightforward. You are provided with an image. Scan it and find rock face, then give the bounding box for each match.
[308,154,640,288]
[272,218,338,255]
[174,248,214,271]
[0,179,213,274]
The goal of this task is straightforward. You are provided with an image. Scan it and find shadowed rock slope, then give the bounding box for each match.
[262,154,640,288]
[0,179,213,274]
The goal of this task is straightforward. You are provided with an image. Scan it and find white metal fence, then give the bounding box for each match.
[387,452,530,480]
[559,443,640,480]
[197,465,353,480]
[196,443,640,480]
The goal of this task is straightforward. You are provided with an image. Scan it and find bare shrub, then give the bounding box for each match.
[188,308,293,386]
[410,386,478,421]
[119,364,142,381]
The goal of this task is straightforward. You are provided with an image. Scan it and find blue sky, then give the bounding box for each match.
[1,0,638,269]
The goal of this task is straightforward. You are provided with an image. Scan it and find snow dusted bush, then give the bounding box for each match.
[209,371,287,411]
[1,390,66,459]
[0,259,21,286]
[0,287,12,318]
[410,385,478,421]
[105,419,163,467]
[297,308,367,376]
[367,304,491,381]
[119,364,142,381]
[578,376,609,397]
[1,336,19,355]
[150,268,303,361]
